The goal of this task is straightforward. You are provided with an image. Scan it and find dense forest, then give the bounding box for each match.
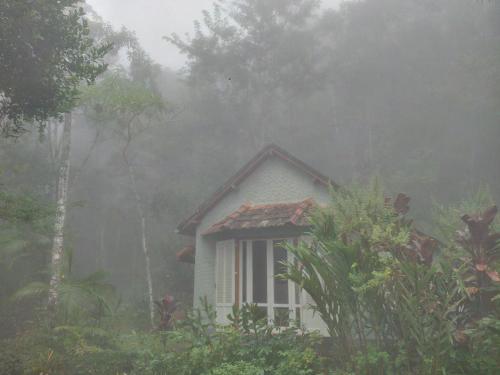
[0,0,499,374]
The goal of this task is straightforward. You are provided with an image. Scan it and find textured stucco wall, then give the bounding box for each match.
[192,155,330,333]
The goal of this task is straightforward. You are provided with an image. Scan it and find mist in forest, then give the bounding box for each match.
[1,0,499,338]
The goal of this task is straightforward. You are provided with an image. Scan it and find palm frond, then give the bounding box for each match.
[11,281,49,301]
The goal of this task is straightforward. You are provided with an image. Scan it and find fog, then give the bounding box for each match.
[1,0,500,363]
[87,0,343,68]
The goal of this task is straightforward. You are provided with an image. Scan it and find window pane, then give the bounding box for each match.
[252,240,267,303]
[273,240,288,304]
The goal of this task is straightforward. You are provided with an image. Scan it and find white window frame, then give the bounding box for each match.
[238,238,302,326]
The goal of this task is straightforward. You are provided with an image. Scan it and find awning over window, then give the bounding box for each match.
[203,198,316,236]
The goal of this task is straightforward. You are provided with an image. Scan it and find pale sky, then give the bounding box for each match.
[87,0,343,70]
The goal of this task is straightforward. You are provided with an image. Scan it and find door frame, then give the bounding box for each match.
[237,238,301,326]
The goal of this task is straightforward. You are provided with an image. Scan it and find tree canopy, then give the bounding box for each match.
[0,0,110,135]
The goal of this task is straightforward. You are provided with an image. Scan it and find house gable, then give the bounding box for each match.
[177,144,337,236]
[196,150,333,239]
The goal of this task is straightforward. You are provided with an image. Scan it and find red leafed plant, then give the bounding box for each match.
[456,205,500,318]
[155,294,177,331]
[387,193,438,266]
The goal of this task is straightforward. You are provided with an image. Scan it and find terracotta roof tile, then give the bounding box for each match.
[176,244,195,263]
[203,198,316,236]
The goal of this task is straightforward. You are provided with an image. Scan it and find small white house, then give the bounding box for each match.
[176,144,335,334]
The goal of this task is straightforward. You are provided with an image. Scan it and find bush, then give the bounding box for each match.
[0,342,23,375]
[284,182,500,374]
[0,325,136,375]
[132,303,328,375]
[209,362,264,375]
[2,183,498,375]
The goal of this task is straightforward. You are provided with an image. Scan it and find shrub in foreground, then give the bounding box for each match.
[132,302,328,375]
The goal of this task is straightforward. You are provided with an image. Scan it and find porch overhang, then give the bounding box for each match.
[202,198,316,236]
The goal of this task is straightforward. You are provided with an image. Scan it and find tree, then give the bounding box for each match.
[168,0,500,217]
[47,113,72,311]
[44,15,142,313]
[0,0,110,135]
[82,73,165,327]
[166,0,323,149]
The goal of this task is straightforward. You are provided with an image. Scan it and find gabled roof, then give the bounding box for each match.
[177,144,337,236]
[203,198,316,236]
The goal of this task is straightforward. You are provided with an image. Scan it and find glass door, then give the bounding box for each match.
[239,239,301,326]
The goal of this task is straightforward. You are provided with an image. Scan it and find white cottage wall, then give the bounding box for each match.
[193,155,330,334]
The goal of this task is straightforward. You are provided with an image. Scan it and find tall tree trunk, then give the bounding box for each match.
[120,116,155,327]
[125,160,155,326]
[48,113,72,310]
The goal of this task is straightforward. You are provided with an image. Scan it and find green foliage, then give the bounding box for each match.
[1,299,324,375]
[209,362,264,375]
[459,315,500,373]
[432,185,499,241]
[132,302,326,375]
[14,270,119,325]
[1,189,120,329]
[285,180,410,360]
[285,182,500,374]
[0,191,53,224]
[0,342,22,375]
[0,191,53,266]
[0,325,135,375]
[0,191,53,337]
[1,184,499,374]
[0,191,124,341]
[352,346,390,375]
[0,0,110,134]
[81,72,165,125]
[387,257,462,374]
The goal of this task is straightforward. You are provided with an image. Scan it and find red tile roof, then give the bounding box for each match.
[176,244,195,264]
[203,198,316,236]
[177,144,337,236]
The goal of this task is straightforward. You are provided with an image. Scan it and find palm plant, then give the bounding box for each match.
[0,192,53,336]
[13,250,118,326]
[283,181,475,374]
[284,182,410,369]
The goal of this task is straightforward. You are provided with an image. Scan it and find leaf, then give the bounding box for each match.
[2,238,29,252]
[11,281,48,301]
[486,269,500,282]
[476,263,487,272]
